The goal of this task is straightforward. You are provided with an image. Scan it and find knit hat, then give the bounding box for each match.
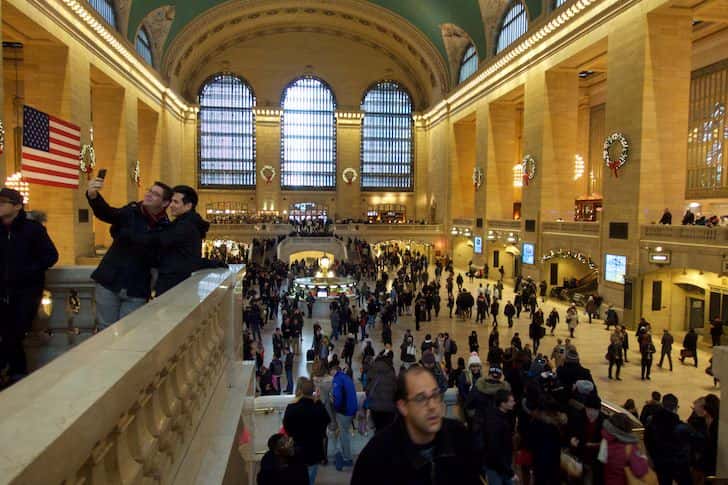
[565,349,580,363]
[488,366,503,377]
[422,350,436,365]
[467,352,482,367]
[0,188,23,205]
[575,379,595,395]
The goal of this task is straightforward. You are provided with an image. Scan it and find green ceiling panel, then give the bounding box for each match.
[127,0,488,62]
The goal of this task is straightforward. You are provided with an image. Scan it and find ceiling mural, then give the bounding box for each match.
[127,0,488,61]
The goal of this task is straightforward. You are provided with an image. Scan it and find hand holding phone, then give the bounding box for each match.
[86,169,106,199]
[97,169,107,179]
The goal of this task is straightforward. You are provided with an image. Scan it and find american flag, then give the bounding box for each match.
[21,105,81,189]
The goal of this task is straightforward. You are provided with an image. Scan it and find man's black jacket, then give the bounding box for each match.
[120,210,210,295]
[351,417,482,485]
[1,209,58,298]
[87,193,168,298]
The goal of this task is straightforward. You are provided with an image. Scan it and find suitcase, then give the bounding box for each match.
[306,348,316,362]
[680,349,694,359]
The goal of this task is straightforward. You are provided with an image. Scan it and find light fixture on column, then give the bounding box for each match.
[513,164,523,187]
[573,154,585,180]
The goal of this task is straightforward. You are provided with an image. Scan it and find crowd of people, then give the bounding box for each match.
[240,244,722,485]
[659,207,728,228]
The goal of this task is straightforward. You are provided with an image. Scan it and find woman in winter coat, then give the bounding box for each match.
[598,413,649,485]
[566,304,579,338]
[469,330,480,353]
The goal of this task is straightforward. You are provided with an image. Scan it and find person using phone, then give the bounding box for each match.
[85,173,172,328]
[118,185,212,295]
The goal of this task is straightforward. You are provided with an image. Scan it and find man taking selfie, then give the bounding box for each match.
[86,175,171,328]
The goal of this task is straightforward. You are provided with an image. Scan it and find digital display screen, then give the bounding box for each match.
[522,243,535,265]
[316,289,328,298]
[474,236,483,254]
[605,254,627,284]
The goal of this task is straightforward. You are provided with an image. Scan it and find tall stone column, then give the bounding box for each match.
[23,43,92,264]
[255,110,281,213]
[601,10,692,321]
[542,69,580,221]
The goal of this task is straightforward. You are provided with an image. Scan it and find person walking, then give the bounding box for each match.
[605,305,619,331]
[640,333,656,380]
[365,355,398,432]
[331,358,358,471]
[257,433,309,485]
[566,304,579,338]
[680,328,698,367]
[86,177,172,328]
[607,337,623,380]
[0,188,59,385]
[282,378,331,484]
[490,299,500,327]
[658,329,674,371]
[484,390,517,485]
[547,308,559,335]
[504,300,515,328]
[598,413,649,485]
[476,292,487,324]
[644,394,695,485]
[709,317,723,347]
[283,347,295,394]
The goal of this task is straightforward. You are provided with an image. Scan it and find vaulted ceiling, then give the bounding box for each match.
[126,0,488,62]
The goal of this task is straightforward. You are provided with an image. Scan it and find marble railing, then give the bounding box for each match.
[542,221,601,237]
[641,224,728,244]
[487,219,521,231]
[0,265,251,485]
[208,223,444,242]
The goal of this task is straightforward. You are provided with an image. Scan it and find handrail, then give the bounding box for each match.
[0,265,245,484]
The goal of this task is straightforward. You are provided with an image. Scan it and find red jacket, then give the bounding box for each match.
[601,429,648,485]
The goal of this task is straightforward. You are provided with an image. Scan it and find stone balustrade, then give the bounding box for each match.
[487,219,522,231]
[0,265,249,485]
[208,223,444,242]
[542,221,601,237]
[641,224,728,244]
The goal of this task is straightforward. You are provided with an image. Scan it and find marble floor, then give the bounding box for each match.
[259,267,718,422]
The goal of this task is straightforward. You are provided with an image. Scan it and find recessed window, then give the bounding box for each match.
[280,77,337,190]
[135,27,153,65]
[360,81,414,191]
[88,0,117,28]
[198,74,256,188]
[496,1,528,54]
[458,44,478,83]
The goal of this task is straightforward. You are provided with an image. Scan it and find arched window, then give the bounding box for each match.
[281,77,337,190]
[88,0,117,29]
[458,44,478,83]
[360,81,414,191]
[496,1,528,54]
[135,27,153,65]
[198,74,256,187]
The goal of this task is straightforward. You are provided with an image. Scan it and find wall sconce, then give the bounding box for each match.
[513,164,523,188]
[573,154,585,180]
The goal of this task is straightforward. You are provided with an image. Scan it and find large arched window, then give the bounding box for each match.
[360,81,414,191]
[198,74,256,187]
[135,27,153,65]
[280,77,337,190]
[458,44,478,83]
[496,1,528,54]
[89,0,117,28]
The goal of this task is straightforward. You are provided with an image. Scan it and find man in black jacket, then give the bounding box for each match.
[120,185,210,295]
[0,188,58,383]
[282,378,330,484]
[484,389,517,485]
[645,394,696,485]
[352,366,481,485]
[86,177,171,328]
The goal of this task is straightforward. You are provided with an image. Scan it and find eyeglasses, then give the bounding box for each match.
[407,389,444,407]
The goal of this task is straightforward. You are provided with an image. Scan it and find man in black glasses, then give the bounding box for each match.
[352,365,481,484]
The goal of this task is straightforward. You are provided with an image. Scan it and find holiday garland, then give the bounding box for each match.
[260,165,276,184]
[342,168,358,184]
[522,155,536,186]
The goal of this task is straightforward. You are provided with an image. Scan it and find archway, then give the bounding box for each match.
[540,249,598,304]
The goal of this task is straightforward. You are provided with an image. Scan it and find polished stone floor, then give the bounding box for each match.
[257,268,718,483]
[259,267,717,421]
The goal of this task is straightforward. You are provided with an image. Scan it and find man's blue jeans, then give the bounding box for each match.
[307,464,318,485]
[95,284,146,330]
[334,413,354,461]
